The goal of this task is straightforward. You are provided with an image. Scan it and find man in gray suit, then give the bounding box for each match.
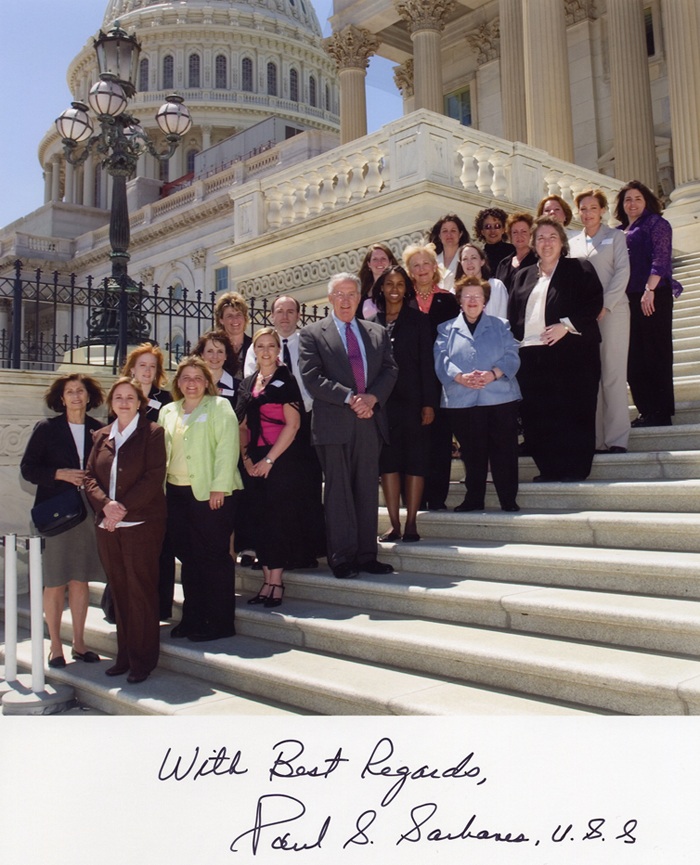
[299,273,398,579]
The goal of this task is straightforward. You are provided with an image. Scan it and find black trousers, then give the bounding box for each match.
[627,286,674,419]
[518,342,600,480]
[166,484,237,638]
[448,401,519,508]
[421,408,453,508]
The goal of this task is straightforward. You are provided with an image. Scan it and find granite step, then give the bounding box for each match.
[213,593,700,715]
[399,508,700,553]
[237,554,700,649]
[10,602,596,716]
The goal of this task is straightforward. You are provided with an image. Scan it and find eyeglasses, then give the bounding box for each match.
[462,294,485,301]
[331,292,358,302]
[483,223,502,230]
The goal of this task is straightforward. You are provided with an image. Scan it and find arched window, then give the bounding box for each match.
[188,54,201,88]
[138,58,149,92]
[267,62,277,96]
[289,68,299,102]
[242,57,253,92]
[159,160,169,182]
[215,55,227,89]
[163,55,174,90]
[187,149,198,174]
[309,75,317,107]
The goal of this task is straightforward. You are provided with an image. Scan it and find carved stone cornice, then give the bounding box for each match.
[466,19,501,65]
[323,26,380,71]
[393,60,414,97]
[395,0,456,35]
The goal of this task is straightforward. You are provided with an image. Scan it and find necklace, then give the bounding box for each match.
[257,371,274,385]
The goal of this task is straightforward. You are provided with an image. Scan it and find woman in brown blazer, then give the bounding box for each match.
[85,378,167,684]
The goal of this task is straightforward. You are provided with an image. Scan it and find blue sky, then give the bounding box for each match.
[0,0,402,230]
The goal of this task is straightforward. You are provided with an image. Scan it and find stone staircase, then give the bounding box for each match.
[3,253,700,716]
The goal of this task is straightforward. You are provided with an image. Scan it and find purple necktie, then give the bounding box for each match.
[345,322,366,393]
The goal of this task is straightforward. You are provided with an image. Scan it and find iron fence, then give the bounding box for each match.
[0,260,328,373]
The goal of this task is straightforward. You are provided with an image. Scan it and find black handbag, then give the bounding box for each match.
[31,487,87,537]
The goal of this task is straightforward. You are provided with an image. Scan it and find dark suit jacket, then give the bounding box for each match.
[298,315,398,445]
[371,305,439,415]
[21,414,103,506]
[508,256,604,348]
[84,414,167,525]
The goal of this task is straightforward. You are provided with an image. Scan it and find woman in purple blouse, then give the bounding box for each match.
[614,180,674,427]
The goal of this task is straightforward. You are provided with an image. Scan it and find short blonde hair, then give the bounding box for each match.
[402,243,441,286]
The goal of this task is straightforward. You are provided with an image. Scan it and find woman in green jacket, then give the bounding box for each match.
[159,356,243,642]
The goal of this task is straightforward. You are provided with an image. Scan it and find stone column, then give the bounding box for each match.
[201,125,212,151]
[661,0,700,201]
[51,154,61,202]
[324,26,379,144]
[608,0,656,188]
[500,0,527,143]
[64,161,75,204]
[522,0,574,161]
[83,154,95,208]
[393,59,415,114]
[396,0,455,114]
[43,163,52,204]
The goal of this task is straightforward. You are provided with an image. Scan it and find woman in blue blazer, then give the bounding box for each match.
[435,277,521,512]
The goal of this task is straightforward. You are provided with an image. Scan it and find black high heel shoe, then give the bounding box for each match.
[247,582,272,604]
[264,584,285,608]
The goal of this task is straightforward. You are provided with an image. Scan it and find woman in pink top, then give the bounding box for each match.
[236,328,320,607]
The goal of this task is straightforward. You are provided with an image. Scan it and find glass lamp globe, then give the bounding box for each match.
[156,96,192,137]
[88,78,128,117]
[55,102,94,143]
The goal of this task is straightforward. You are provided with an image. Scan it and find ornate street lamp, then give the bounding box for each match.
[55,23,192,356]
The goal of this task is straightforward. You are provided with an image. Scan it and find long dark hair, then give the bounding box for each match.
[614,179,663,227]
[372,265,415,311]
[428,214,470,253]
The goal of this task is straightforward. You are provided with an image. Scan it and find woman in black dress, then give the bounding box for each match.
[370,266,437,542]
[236,328,317,607]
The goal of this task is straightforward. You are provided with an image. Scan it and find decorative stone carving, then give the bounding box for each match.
[395,0,456,34]
[191,248,207,269]
[323,25,380,71]
[466,19,501,65]
[0,422,32,462]
[237,232,423,299]
[564,0,597,26]
[393,60,414,97]
[139,267,155,286]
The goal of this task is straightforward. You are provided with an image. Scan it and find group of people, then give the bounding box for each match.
[21,178,676,683]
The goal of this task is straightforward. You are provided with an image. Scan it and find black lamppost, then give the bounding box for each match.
[55,23,192,358]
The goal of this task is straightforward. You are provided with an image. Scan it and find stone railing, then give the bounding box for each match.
[248,109,624,235]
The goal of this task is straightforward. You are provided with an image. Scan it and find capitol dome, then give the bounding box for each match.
[40,0,339,197]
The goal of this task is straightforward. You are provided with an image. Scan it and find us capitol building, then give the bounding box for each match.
[0,0,699,340]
